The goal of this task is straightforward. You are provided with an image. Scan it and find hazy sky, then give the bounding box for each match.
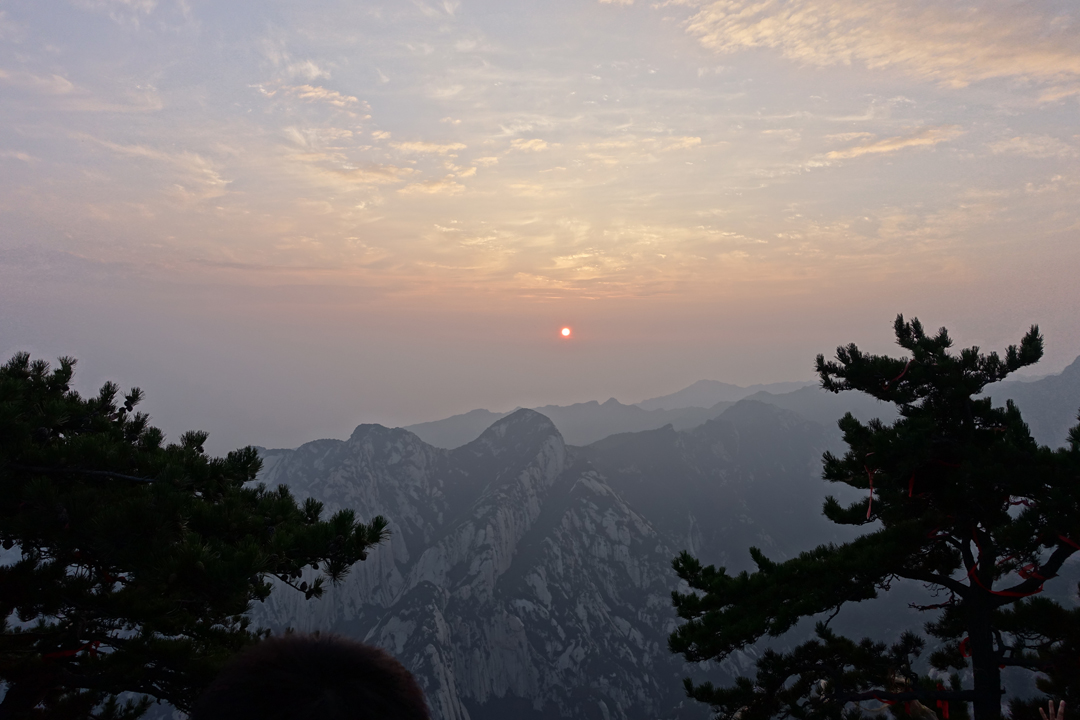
[2,0,1078,452]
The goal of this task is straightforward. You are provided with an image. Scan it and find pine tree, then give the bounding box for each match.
[0,353,389,718]
[669,316,1080,720]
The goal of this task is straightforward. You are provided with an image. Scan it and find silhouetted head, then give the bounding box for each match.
[189,634,430,720]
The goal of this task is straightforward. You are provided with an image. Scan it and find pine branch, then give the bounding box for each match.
[4,463,156,484]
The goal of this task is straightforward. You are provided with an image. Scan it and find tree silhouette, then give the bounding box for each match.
[0,353,389,718]
[670,316,1080,720]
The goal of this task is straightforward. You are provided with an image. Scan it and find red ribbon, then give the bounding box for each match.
[965,533,1044,598]
[43,640,100,660]
[936,684,950,720]
[883,359,913,389]
[1018,564,1047,581]
[959,637,971,658]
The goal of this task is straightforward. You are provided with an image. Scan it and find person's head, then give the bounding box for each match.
[189,634,431,720]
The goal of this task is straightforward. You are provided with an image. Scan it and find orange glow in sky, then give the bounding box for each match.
[2,0,1079,453]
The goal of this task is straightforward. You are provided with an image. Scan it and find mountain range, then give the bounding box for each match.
[250,400,857,720]
[405,357,1080,451]
[241,357,1080,720]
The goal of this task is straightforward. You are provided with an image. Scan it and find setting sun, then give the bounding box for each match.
[561,327,571,338]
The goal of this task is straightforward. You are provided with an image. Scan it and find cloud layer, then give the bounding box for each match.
[683,0,1080,95]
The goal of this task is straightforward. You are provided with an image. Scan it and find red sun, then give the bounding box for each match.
[560,327,571,338]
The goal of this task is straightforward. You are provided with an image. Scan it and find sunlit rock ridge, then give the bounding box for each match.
[250,401,847,720]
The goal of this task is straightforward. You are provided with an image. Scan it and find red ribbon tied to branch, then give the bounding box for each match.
[966,532,1045,598]
[883,358,913,390]
[936,683,950,720]
[43,640,100,660]
[1018,564,1047,581]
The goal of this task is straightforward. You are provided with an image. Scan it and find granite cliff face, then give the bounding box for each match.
[249,402,840,720]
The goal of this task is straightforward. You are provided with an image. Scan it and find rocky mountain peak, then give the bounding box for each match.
[466,408,563,455]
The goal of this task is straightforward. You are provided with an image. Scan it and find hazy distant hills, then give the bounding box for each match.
[983,355,1080,448]
[578,400,858,571]
[402,380,813,449]
[404,409,511,449]
[636,379,815,411]
[404,400,735,449]
[403,385,895,451]
[405,357,1080,452]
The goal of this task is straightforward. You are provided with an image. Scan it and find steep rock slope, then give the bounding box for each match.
[251,410,709,720]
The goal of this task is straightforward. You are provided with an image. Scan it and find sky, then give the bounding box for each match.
[1,0,1078,453]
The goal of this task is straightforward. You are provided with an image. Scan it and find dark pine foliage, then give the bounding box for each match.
[669,316,1080,720]
[0,353,389,719]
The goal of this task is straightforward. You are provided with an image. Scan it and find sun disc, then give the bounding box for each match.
[561,327,571,337]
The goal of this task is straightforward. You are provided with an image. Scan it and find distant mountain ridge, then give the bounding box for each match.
[982,354,1080,448]
[403,358,1080,451]
[636,379,815,411]
[401,378,817,450]
[403,400,735,449]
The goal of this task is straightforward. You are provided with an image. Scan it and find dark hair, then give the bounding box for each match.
[189,634,431,720]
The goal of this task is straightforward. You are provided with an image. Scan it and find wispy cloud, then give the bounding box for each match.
[988,135,1077,159]
[1,69,164,112]
[664,136,702,151]
[391,141,467,155]
[510,138,548,152]
[73,0,158,24]
[508,182,565,198]
[825,132,876,143]
[83,135,230,198]
[682,0,1080,95]
[288,152,415,187]
[326,165,415,186]
[286,60,330,81]
[0,150,38,163]
[0,69,75,94]
[283,84,361,108]
[398,177,466,195]
[820,125,964,160]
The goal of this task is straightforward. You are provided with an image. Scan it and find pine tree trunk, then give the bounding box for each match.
[969,601,1002,720]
